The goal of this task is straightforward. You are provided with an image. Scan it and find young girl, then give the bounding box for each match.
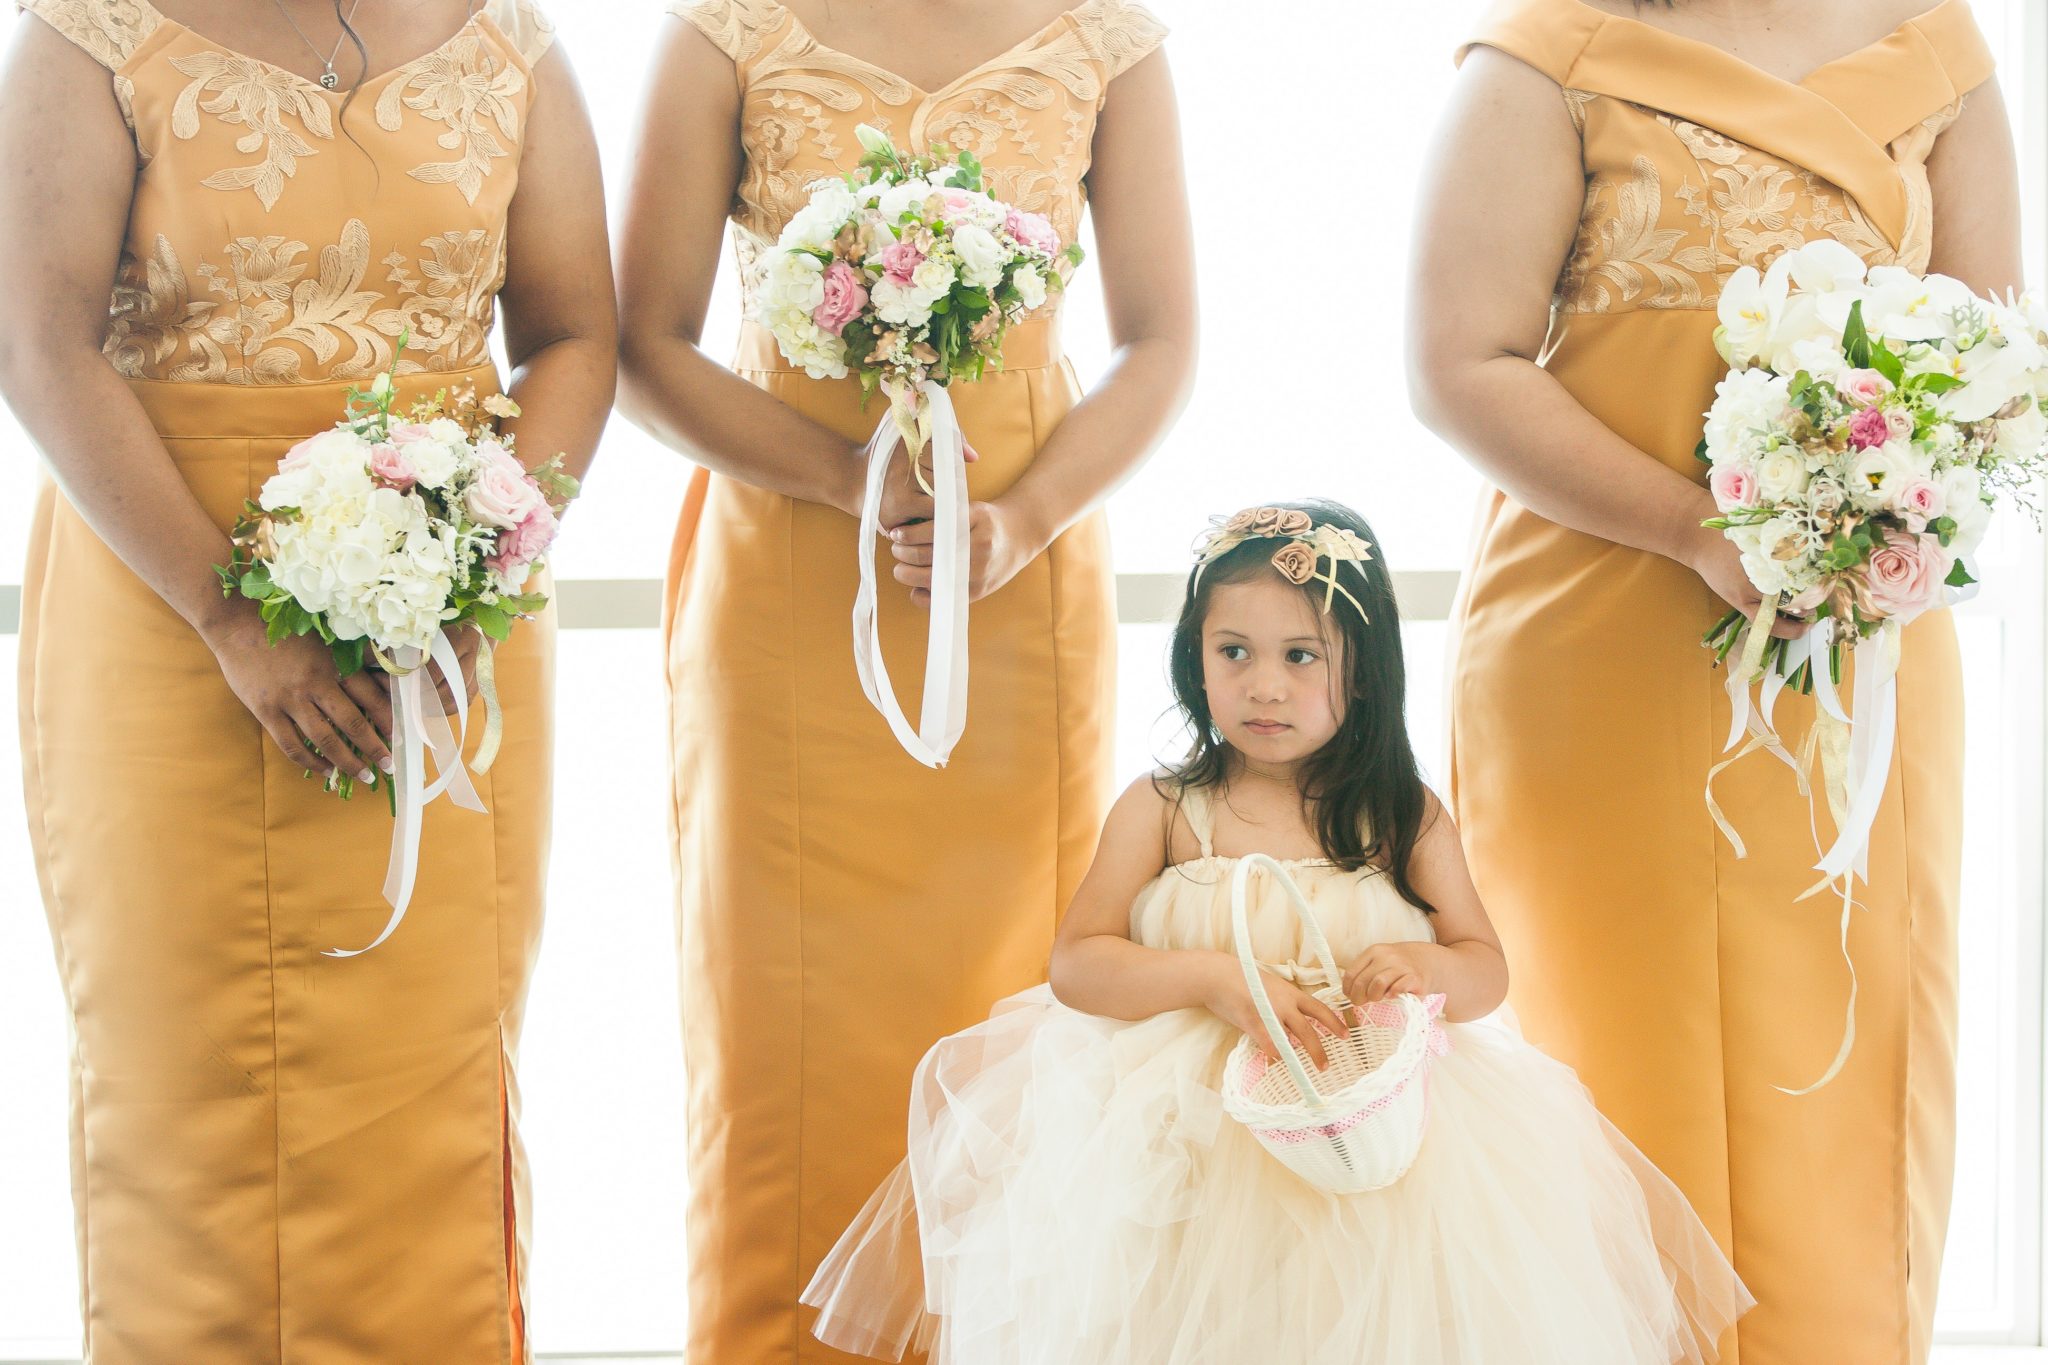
[801,500,1753,1364]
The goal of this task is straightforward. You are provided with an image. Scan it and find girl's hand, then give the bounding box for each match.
[1343,942,1440,1006]
[1202,958,1349,1071]
[888,498,1042,606]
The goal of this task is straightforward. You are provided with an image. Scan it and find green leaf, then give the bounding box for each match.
[1909,372,1964,395]
[332,637,366,679]
[1869,339,1905,386]
[470,603,514,642]
[1694,437,1711,464]
[1946,558,1977,588]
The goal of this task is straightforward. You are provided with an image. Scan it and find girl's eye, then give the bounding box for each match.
[1219,644,1249,661]
[1287,648,1320,665]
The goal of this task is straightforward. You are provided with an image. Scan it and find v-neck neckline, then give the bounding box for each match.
[1569,0,1960,93]
[140,0,494,102]
[774,0,1091,102]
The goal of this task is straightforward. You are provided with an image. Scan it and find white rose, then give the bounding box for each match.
[1010,262,1047,312]
[950,224,1004,290]
[909,256,956,305]
[1753,446,1808,503]
[780,180,858,251]
[1994,394,2048,464]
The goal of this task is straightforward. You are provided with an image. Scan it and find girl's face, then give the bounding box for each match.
[1199,575,1347,769]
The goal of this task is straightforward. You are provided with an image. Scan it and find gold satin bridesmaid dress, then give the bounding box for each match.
[16,0,560,1358]
[1446,2,1991,1360]
[659,1,1166,1361]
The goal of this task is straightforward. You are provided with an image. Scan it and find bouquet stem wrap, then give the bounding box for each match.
[853,379,970,768]
[326,627,488,958]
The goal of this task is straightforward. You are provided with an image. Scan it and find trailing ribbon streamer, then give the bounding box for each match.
[852,379,970,768]
[326,627,488,958]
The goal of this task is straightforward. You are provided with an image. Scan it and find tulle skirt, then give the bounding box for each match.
[802,985,1752,1364]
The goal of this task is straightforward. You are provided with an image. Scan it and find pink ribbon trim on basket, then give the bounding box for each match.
[1242,993,1451,1146]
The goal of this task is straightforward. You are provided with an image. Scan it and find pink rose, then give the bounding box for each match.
[368,441,417,490]
[1709,463,1760,511]
[1855,531,1952,622]
[878,241,925,285]
[1893,477,1946,529]
[487,501,559,579]
[465,443,543,530]
[1885,407,1914,441]
[1848,406,1893,450]
[1004,207,1061,256]
[388,423,435,444]
[812,261,868,336]
[1840,369,1893,407]
[935,189,982,222]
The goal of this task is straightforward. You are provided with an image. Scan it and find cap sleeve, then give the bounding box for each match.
[1454,0,1602,85]
[486,0,556,66]
[17,0,160,71]
[1909,0,1995,99]
[667,0,787,76]
[1075,0,1167,83]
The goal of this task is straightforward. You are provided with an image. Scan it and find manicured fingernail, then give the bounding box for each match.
[378,756,394,774]
[357,769,375,784]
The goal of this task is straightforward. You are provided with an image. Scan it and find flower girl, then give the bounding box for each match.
[803,500,1752,1364]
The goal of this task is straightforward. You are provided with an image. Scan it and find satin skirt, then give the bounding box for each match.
[18,368,551,1363]
[665,318,1118,1364]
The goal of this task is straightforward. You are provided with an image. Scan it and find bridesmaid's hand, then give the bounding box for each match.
[367,626,488,713]
[207,612,395,783]
[888,500,1041,606]
[1680,525,1811,639]
[869,435,981,530]
[1201,957,1348,1071]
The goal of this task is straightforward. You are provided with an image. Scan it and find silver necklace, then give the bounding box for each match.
[270,0,366,89]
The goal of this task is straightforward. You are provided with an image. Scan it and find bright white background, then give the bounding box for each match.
[0,0,2044,1359]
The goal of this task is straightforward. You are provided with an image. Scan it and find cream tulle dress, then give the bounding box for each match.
[801,785,1754,1364]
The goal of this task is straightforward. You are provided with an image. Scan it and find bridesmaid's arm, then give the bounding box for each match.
[1406,48,1788,633]
[495,41,619,494]
[0,18,391,781]
[615,19,871,516]
[887,48,1198,604]
[1924,77,2025,295]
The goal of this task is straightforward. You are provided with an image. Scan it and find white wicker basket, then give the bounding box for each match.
[1219,854,1446,1195]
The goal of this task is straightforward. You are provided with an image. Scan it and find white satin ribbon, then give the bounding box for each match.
[852,379,970,769]
[1813,621,1901,883]
[325,628,488,958]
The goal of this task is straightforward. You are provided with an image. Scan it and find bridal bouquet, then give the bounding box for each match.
[1698,239,2048,1088]
[216,342,577,955]
[752,123,1083,769]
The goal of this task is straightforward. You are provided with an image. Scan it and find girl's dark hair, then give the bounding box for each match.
[1158,498,1437,915]
[334,0,369,122]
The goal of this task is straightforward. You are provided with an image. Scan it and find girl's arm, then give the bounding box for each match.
[887,47,1198,604]
[1049,777,1346,1065]
[1405,46,1801,638]
[1343,794,1509,1023]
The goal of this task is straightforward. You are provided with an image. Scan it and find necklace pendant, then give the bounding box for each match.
[320,68,339,90]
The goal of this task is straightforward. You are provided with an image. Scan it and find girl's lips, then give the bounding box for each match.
[1243,720,1291,735]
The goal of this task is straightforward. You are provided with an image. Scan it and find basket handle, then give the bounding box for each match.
[1230,854,1349,1110]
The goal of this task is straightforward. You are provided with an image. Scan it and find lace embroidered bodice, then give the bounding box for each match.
[1461,0,1995,317]
[22,0,555,384]
[668,0,1166,319]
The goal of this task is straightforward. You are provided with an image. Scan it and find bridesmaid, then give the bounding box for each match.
[0,0,613,1358]
[1409,0,2019,1361]
[616,1,1194,1360]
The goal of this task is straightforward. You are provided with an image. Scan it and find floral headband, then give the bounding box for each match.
[1192,506,1376,619]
